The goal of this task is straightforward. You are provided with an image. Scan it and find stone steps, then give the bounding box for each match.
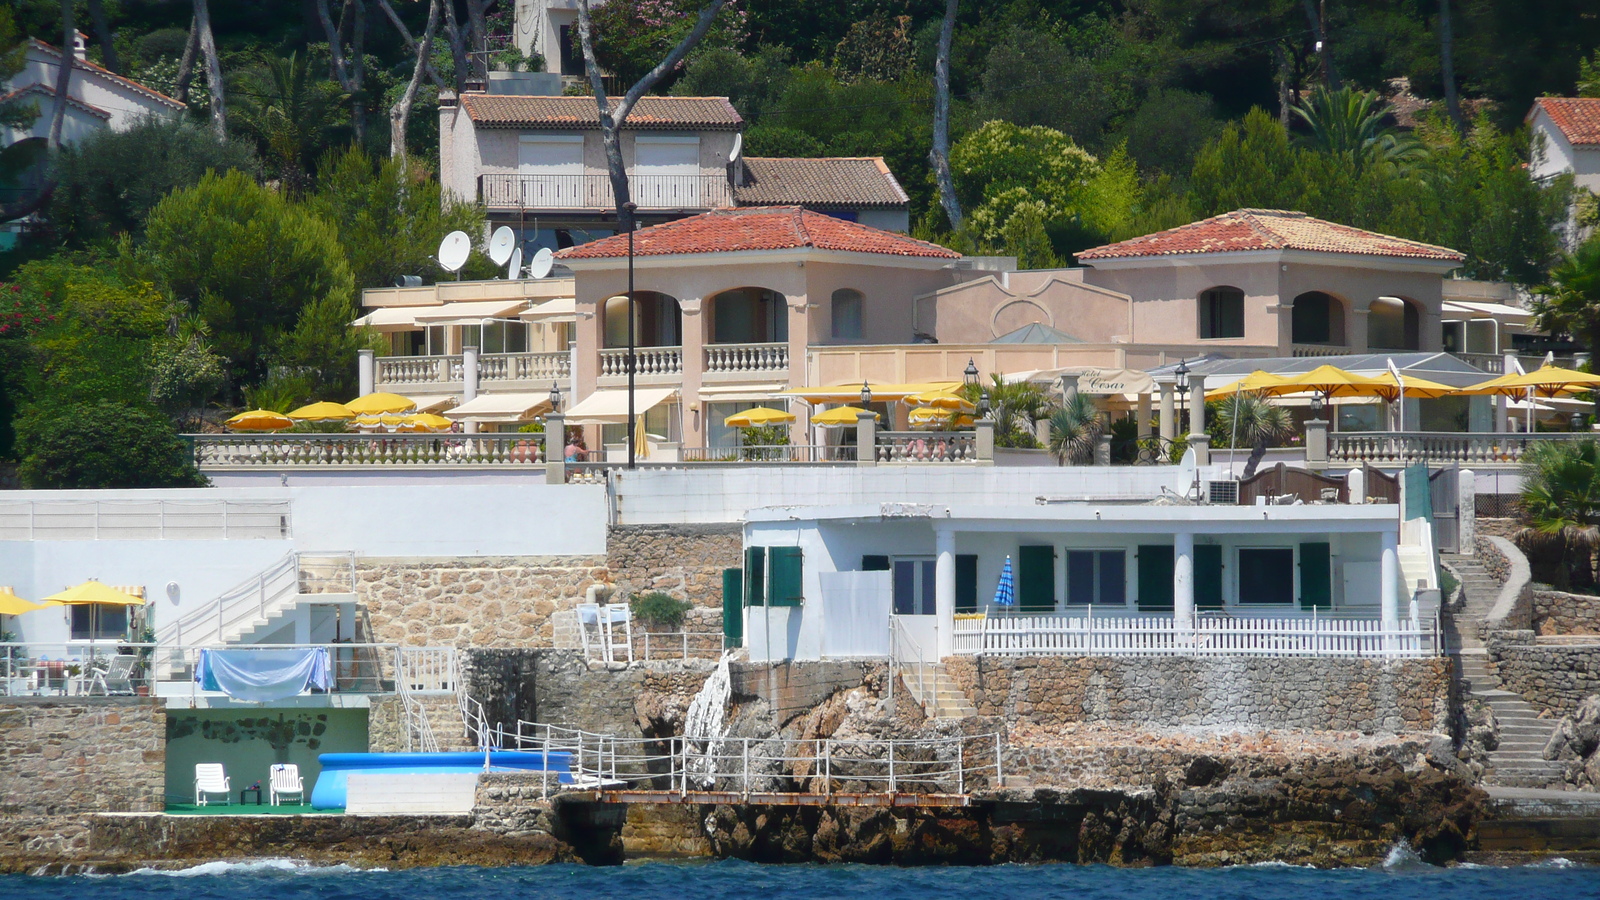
[902,664,976,720]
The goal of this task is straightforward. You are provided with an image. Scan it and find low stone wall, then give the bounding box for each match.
[942,656,1450,735]
[465,649,716,742]
[1531,589,1600,636]
[1477,533,1512,587]
[606,524,740,630]
[1485,630,1600,714]
[356,555,610,647]
[1476,517,1521,540]
[0,698,165,815]
[729,660,886,728]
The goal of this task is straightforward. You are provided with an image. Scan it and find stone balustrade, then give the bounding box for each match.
[376,352,568,388]
[1329,432,1592,466]
[875,431,977,463]
[599,346,683,378]
[704,342,788,375]
[192,434,546,469]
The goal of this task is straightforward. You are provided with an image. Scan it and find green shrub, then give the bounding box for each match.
[629,591,693,630]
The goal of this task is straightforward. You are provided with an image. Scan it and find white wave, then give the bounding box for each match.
[125,859,381,877]
[1527,857,1577,868]
[1382,839,1438,871]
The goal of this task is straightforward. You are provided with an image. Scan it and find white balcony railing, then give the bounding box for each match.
[479,173,732,210]
[876,431,977,463]
[599,346,682,377]
[704,342,788,375]
[191,434,547,469]
[952,612,1436,658]
[376,352,569,387]
[1328,431,1595,466]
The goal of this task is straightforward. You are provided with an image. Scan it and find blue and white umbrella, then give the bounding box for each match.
[992,556,1015,607]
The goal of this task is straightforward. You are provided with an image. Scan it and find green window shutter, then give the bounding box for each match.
[1137,545,1175,611]
[861,555,891,571]
[1300,542,1332,609]
[1018,545,1055,612]
[955,555,978,613]
[721,568,744,647]
[769,546,803,607]
[744,546,766,607]
[1195,544,1224,610]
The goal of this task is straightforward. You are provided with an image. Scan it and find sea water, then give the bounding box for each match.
[3,856,1598,900]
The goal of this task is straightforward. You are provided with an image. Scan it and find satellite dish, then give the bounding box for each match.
[437,231,472,273]
[728,133,743,164]
[529,247,554,279]
[506,247,523,281]
[488,226,515,266]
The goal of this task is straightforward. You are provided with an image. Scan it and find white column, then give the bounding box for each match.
[1158,383,1175,459]
[1188,375,1207,437]
[462,345,479,435]
[358,349,375,397]
[935,529,956,659]
[1135,392,1151,439]
[1174,531,1195,632]
[1381,530,1400,652]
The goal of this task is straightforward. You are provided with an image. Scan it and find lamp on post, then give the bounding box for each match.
[979,389,991,419]
[1174,358,1189,435]
[549,380,563,413]
[964,358,979,388]
[860,380,872,407]
[1311,392,1324,418]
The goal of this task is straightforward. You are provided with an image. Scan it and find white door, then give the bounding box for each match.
[518,135,585,207]
[633,136,700,207]
[819,571,892,658]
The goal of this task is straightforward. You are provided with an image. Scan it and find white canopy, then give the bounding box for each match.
[443,392,552,423]
[520,297,577,323]
[562,388,676,425]
[405,394,459,413]
[413,299,529,325]
[696,382,790,402]
[351,306,438,331]
[1442,300,1529,320]
[1008,366,1156,395]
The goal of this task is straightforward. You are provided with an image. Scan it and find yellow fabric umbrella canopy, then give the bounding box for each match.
[225,409,295,432]
[346,392,417,415]
[723,407,796,427]
[1204,371,1295,401]
[908,407,975,428]
[903,389,977,410]
[1360,372,1459,402]
[397,413,453,432]
[43,581,145,606]
[811,406,879,426]
[1459,364,1600,398]
[1257,364,1389,398]
[0,586,50,616]
[287,401,356,421]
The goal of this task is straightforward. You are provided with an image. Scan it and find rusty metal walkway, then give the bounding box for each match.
[595,789,971,807]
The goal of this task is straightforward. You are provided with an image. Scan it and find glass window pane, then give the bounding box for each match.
[1238,548,1295,604]
[1066,551,1095,604]
[1098,551,1126,605]
[920,560,937,615]
[893,560,915,615]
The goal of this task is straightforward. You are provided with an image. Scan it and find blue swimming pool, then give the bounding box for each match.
[310,751,573,809]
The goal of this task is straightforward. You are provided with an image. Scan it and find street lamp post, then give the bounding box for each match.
[1174,359,1190,438]
[625,201,638,470]
[964,358,979,388]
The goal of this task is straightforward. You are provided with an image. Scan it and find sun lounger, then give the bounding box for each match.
[269,763,303,805]
[195,763,231,806]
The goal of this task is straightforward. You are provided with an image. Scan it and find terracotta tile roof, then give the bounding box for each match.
[0,83,111,120]
[459,94,742,130]
[1530,97,1600,147]
[1076,209,1464,263]
[28,39,186,110]
[733,157,909,209]
[555,206,959,260]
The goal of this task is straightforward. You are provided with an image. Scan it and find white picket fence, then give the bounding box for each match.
[952,611,1437,658]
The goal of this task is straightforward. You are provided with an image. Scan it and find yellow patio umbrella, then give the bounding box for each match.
[0,586,50,616]
[1361,372,1459,402]
[397,413,453,432]
[345,392,417,415]
[354,412,409,429]
[724,407,796,427]
[903,389,977,410]
[1204,370,1295,401]
[287,401,356,422]
[908,407,975,428]
[1458,364,1600,398]
[633,415,650,459]
[811,405,879,426]
[43,581,146,606]
[225,409,295,432]
[1257,364,1389,398]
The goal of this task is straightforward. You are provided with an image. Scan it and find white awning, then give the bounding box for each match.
[520,297,577,323]
[562,388,677,425]
[443,392,552,423]
[696,383,790,402]
[413,299,530,325]
[352,306,438,331]
[405,394,459,413]
[1442,300,1529,319]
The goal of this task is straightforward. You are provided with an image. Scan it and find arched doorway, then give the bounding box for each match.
[707,287,788,344]
[603,291,681,348]
[1291,291,1346,346]
[1367,296,1421,351]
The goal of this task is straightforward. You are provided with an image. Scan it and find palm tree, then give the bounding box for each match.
[964,374,1054,448]
[1214,392,1295,478]
[1291,86,1429,174]
[233,52,347,193]
[1530,236,1600,357]
[1047,393,1102,465]
[1519,440,1600,590]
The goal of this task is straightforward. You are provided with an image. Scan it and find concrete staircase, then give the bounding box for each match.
[1443,552,1565,788]
[901,662,976,720]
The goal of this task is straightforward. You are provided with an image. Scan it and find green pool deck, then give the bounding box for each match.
[162,803,342,816]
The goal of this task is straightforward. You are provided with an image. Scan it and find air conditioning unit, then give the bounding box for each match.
[1206,480,1240,505]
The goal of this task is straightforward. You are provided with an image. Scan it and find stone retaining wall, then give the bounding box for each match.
[1531,589,1600,636]
[729,661,886,727]
[1477,534,1511,587]
[606,524,740,630]
[1476,517,1521,540]
[466,649,716,742]
[942,656,1450,735]
[1485,630,1600,714]
[356,556,610,648]
[0,699,164,815]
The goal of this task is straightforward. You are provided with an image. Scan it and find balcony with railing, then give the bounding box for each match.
[704,342,788,378]
[375,352,570,390]
[192,433,546,469]
[1328,431,1594,466]
[598,346,682,381]
[478,173,732,211]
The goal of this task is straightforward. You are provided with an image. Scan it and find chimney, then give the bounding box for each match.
[72,30,88,61]
[463,79,487,93]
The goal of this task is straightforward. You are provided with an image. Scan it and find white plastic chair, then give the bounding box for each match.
[269,763,303,806]
[602,603,634,664]
[195,763,231,806]
[90,654,138,695]
[576,603,602,661]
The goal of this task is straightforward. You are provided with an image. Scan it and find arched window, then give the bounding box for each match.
[1198,286,1244,339]
[603,291,681,348]
[708,287,787,344]
[832,289,864,340]
[1368,296,1421,350]
[1291,291,1346,345]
